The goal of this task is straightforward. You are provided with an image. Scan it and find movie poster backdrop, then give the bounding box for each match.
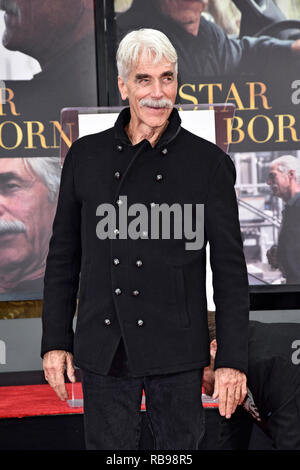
[111,0,300,290]
[1,0,300,301]
[0,0,98,301]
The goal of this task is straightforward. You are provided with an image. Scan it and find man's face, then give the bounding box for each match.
[0,158,57,272]
[161,0,207,36]
[0,0,84,51]
[118,53,178,130]
[266,164,292,200]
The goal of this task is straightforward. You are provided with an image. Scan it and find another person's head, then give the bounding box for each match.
[161,0,208,36]
[266,155,300,202]
[0,0,93,58]
[0,157,61,284]
[117,28,178,129]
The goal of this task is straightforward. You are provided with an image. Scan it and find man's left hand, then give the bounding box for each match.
[212,368,247,419]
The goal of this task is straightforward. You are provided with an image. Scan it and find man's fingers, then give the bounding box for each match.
[234,384,241,404]
[66,353,76,383]
[53,382,69,401]
[43,350,71,401]
[212,374,219,400]
[239,377,247,405]
[225,386,237,419]
[48,371,68,401]
[217,382,227,417]
[214,369,247,419]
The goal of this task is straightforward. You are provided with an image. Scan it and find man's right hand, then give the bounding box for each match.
[43,350,76,401]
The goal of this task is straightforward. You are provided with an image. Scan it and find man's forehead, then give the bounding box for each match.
[0,158,25,172]
[132,55,175,75]
[0,159,34,179]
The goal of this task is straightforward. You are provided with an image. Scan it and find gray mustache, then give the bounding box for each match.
[0,0,19,15]
[0,219,26,234]
[139,98,173,109]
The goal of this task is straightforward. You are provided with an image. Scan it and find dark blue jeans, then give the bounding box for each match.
[80,340,205,450]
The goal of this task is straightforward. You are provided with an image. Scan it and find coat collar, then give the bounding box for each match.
[114,106,181,149]
[286,191,300,207]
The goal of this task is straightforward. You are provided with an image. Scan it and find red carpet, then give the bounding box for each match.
[0,384,216,419]
[0,383,147,419]
[0,383,84,419]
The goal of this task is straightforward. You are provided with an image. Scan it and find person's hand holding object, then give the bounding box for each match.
[43,350,76,401]
[213,368,247,419]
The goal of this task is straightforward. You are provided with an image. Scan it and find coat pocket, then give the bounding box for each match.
[173,266,191,328]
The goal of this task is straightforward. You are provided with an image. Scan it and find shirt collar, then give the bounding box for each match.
[114,106,181,149]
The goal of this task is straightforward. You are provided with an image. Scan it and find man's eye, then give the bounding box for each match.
[4,183,20,191]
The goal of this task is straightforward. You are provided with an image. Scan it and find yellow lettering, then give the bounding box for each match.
[178,84,198,104]
[248,115,274,143]
[198,84,222,104]
[225,116,245,144]
[0,88,20,116]
[24,121,50,149]
[50,121,74,148]
[275,114,300,142]
[0,121,23,149]
[225,83,245,110]
[247,82,272,111]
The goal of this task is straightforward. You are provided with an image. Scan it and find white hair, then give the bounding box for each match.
[116,28,178,82]
[271,155,300,184]
[22,157,61,203]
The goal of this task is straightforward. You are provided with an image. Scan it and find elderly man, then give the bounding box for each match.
[41,28,249,450]
[0,157,60,295]
[266,155,300,284]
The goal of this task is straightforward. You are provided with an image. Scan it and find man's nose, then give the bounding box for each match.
[150,79,163,98]
[266,174,272,185]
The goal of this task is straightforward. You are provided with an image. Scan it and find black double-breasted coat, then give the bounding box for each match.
[41,107,249,377]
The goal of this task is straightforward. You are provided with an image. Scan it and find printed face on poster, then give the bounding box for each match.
[0,0,98,301]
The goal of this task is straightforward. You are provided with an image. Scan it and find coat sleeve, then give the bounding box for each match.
[204,150,249,375]
[208,19,295,75]
[41,144,82,358]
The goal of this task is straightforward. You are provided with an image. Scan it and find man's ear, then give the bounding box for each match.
[118,76,128,101]
[200,0,208,13]
[288,169,295,180]
[210,339,217,360]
